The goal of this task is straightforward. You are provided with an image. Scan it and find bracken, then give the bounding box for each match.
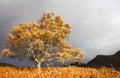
[0,65,119,78]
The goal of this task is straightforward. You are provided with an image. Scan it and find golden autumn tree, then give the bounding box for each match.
[1,12,84,69]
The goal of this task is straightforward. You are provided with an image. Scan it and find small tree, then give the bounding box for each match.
[1,12,84,69]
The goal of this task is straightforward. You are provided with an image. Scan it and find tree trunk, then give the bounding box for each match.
[37,61,41,70]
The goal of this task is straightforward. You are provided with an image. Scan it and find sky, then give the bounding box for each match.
[0,0,120,66]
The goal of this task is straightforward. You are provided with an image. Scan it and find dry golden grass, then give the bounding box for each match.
[0,65,119,78]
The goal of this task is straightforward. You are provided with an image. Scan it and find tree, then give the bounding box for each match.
[1,12,84,69]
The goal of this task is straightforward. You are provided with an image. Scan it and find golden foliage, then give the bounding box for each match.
[2,12,84,68]
[0,49,14,58]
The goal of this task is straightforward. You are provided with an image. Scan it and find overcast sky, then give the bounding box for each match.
[0,0,120,66]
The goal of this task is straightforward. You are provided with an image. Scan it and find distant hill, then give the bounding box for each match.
[69,51,120,70]
[0,62,16,67]
[87,51,120,68]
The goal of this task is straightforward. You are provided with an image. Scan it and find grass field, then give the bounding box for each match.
[0,65,120,78]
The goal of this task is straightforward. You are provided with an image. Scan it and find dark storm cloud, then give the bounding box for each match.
[0,0,48,51]
[0,0,120,65]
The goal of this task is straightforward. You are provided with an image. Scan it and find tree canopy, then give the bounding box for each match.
[1,12,84,68]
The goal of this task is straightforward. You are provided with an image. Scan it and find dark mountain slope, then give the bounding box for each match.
[68,51,120,71]
[87,51,120,68]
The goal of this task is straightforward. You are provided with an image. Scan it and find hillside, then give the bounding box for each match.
[0,64,120,78]
[68,51,120,71]
[0,51,120,77]
[87,51,120,68]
